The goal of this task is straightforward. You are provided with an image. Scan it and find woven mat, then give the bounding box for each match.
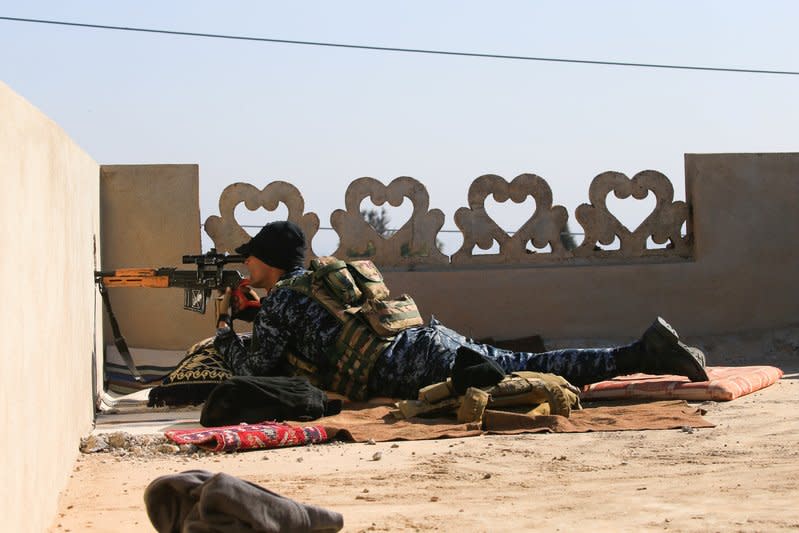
[319,400,713,443]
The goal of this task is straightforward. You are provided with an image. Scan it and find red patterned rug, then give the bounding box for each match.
[165,422,329,452]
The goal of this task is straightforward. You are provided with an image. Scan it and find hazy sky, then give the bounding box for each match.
[2,1,797,254]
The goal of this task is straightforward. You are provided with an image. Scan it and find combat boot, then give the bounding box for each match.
[638,317,709,382]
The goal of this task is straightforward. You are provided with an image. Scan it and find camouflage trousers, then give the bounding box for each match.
[368,317,632,399]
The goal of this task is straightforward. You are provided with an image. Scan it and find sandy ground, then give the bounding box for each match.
[50,355,799,533]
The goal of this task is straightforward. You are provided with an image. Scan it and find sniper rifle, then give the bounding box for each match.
[95,248,258,382]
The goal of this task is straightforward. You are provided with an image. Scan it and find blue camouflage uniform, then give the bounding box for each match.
[215,267,631,399]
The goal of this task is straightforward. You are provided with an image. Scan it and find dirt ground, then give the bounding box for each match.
[50,355,798,533]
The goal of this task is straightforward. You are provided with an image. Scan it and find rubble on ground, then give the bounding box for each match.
[79,432,205,456]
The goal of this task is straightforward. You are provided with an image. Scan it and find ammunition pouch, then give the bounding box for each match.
[277,257,422,400]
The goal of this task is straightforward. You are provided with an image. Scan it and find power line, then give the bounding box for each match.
[2,15,798,76]
[222,224,585,236]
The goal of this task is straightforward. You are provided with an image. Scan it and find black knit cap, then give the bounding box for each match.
[235,221,306,270]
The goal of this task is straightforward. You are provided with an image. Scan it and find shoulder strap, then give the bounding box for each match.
[97,282,143,382]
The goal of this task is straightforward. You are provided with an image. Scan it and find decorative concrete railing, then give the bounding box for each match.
[205,171,691,269]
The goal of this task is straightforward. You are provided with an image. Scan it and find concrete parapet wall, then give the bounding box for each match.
[0,82,101,533]
[203,153,798,345]
[388,153,798,341]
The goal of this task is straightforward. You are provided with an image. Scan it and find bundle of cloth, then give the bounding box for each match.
[145,470,343,532]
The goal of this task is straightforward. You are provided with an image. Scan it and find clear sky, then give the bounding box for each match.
[2,1,797,254]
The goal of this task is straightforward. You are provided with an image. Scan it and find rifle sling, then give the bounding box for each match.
[98,282,143,382]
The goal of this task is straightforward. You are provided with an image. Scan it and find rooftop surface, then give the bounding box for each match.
[52,354,798,532]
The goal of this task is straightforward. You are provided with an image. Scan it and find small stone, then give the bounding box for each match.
[130,446,146,458]
[106,432,129,449]
[681,426,695,434]
[372,452,382,461]
[156,444,180,454]
[430,496,439,502]
[297,457,304,463]
[483,473,492,479]
[79,435,108,453]
[390,443,399,448]
[366,439,376,445]
[362,488,369,493]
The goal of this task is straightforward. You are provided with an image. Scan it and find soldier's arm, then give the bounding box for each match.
[215,292,292,376]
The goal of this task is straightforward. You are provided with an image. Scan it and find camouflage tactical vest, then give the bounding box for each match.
[275,257,423,400]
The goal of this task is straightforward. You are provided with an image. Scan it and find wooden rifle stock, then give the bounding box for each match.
[96,269,171,288]
[94,249,246,381]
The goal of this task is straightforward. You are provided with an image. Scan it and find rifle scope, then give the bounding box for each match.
[182,248,246,266]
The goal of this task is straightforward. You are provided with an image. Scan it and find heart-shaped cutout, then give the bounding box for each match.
[605,190,656,233]
[359,197,413,238]
[234,203,289,237]
[484,194,537,235]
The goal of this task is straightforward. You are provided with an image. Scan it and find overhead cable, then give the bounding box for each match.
[1,15,798,76]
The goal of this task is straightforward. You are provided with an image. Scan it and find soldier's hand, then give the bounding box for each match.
[230,279,261,322]
[216,287,232,326]
[244,286,260,301]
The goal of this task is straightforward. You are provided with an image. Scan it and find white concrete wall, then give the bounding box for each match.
[0,82,101,533]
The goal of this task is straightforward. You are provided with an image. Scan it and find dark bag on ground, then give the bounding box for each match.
[148,336,233,408]
[450,346,506,394]
[200,376,342,427]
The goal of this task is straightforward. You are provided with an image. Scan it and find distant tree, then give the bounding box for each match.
[560,222,579,251]
[361,207,391,237]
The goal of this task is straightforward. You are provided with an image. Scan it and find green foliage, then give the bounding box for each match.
[360,207,390,237]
